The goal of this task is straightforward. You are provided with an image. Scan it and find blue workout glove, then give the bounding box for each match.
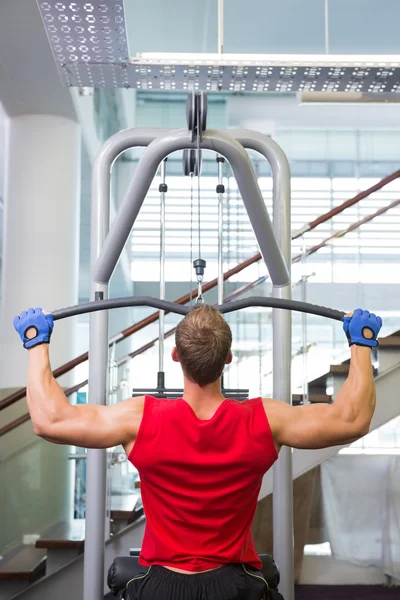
[342,308,382,348]
[13,308,54,349]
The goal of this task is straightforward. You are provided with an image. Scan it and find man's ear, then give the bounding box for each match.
[172,347,180,363]
[225,350,233,365]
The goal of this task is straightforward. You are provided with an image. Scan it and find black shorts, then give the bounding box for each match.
[125,563,269,600]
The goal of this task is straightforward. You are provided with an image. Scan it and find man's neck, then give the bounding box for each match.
[182,378,225,410]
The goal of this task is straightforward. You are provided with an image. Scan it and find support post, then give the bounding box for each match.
[217,156,225,305]
[272,152,294,600]
[158,160,167,378]
[237,128,294,600]
[84,130,165,600]
[84,251,109,600]
[234,128,295,600]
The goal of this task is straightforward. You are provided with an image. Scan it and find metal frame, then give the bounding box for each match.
[86,126,293,600]
[217,156,225,306]
[231,130,294,595]
[158,160,167,379]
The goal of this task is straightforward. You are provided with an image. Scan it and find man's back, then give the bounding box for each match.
[128,395,278,572]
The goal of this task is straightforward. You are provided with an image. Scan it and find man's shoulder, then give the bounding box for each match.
[259,397,288,436]
[126,395,179,416]
[122,395,146,418]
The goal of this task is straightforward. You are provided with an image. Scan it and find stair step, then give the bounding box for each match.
[379,336,400,348]
[292,394,332,404]
[385,329,400,338]
[0,546,46,581]
[309,361,376,391]
[36,519,85,551]
[35,499,144,550]
[329,364,350,375]
[110,494,143,521]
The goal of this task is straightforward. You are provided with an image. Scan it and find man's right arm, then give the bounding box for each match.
[264,344,375,450]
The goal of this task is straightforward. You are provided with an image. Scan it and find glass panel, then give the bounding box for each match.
[107,347,142,523]
[329,0,400,54]
[0,423,72,555]
[125,0,218,55]
[93,89,121,143]
[224,0,325,54]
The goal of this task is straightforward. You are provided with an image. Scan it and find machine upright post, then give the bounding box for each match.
[84,153,111,600]
[217,156,225,305]
[271,148,294,600]
[83,131,165,600]
[159,159,167,379]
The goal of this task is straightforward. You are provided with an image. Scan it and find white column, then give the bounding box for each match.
[0,114,81,388]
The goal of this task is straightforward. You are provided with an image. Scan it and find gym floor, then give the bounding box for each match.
[295,585,400,599]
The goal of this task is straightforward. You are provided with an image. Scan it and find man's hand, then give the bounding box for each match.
[13,308,54,349]
[342,308,382,348]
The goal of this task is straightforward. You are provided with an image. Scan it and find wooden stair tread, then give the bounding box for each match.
[0,547,46,581]
[111,509,140,520]
[36,519,85,550]
[379,336,400,348]
[309,361,375,389]
[385,329,400,338]
[110,493,141,520]
[329,364,350,375]
[292,394,332,404]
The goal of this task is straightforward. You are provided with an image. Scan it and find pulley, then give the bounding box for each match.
[186,91,208,143]
[182,148,202,176]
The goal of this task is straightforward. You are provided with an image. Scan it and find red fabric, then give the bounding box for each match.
[128,396,278,572]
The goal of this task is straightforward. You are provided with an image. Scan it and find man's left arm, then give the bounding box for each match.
[26,344,143,450]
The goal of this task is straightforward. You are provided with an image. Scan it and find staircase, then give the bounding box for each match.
[0,500,144,600]
[259,329,400,500]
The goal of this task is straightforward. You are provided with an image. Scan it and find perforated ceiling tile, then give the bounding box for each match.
[35,4,400,94]
[59,59,400,92]
[38,1,129,86]
[126,61,400,93]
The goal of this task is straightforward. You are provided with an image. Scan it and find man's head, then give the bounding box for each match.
[172,305,232,387]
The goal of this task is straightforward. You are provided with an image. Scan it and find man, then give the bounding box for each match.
[14,305,382,600]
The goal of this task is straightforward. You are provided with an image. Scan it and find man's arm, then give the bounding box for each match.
[264,344,375,450]
[27,344,143,451]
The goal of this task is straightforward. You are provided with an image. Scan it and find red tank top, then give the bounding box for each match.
[128,396,278,572]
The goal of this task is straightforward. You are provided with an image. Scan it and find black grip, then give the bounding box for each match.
[52,295,344,322]
[52,297,189,321]
[218,296,345,321]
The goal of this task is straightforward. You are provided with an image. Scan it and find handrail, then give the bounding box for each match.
[292,168,400,238]
[120,196,400,365]
[225,197,400,301]
[2,195,399,437]
[1,168,399,415]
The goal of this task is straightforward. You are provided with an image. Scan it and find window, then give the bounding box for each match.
[131,175,400,284]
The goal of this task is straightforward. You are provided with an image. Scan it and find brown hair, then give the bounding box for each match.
[175,305,232,387]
